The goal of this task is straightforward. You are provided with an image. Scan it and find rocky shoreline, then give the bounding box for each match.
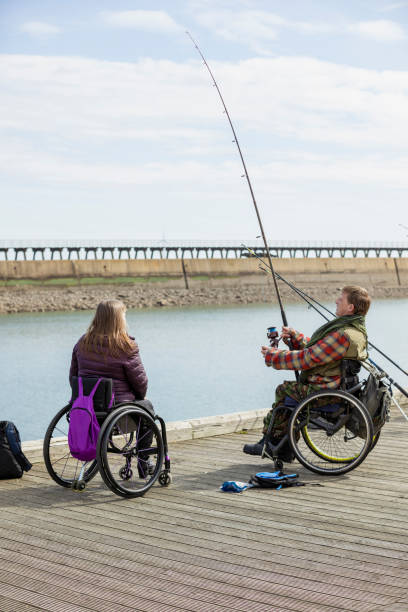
[1,278,407,314]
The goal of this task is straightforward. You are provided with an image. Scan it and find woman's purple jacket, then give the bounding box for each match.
[69,336,148,402]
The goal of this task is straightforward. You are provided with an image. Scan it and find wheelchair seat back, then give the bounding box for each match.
[341,359,361,390]
[71,376,113,415]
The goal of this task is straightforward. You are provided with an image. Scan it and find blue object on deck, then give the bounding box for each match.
[255,470,298,480]
[220,480,252,493]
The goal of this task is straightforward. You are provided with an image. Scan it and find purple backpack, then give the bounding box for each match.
[68,378,102,462]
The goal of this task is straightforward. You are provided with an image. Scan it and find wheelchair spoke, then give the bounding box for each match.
[53,425,69,437]
[136,446,157,455]
[51,452,71,463]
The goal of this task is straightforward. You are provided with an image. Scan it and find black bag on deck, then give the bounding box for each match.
[0,421,32,479]
[248,470,303,489]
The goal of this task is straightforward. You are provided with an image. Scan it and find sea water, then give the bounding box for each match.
[0,299,407,441]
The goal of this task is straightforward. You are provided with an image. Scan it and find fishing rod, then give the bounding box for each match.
[244,245,408,401]
[186,31,289,330]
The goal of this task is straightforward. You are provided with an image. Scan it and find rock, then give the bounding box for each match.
[0,281,407,314]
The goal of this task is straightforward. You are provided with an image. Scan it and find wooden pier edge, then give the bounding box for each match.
[22,391,407,464]
[22,408,267,464]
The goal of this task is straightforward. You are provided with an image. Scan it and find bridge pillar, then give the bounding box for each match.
[32,248,44,261]
[85,248,97,260]
[50,249,62,260]
[68,249,80,260]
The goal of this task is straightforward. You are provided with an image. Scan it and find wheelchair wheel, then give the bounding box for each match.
[43,404,98,488]
[96,406,164,498]
[370,430,381,452]
[288,390,374,475]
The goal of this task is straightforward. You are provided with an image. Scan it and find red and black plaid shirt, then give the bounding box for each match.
[264,328,350,388]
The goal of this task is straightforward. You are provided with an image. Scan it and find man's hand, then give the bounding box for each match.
[261,345,279,357]
[281,326,295,340]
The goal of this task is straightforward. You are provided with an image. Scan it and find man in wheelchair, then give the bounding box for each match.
[243,285,371,461]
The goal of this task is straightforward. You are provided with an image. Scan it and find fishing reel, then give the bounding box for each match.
[267,326,280,348]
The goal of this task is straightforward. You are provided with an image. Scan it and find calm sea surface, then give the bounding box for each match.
[1,299,407,441]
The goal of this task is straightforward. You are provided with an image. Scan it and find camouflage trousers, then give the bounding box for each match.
[263,380,321,437]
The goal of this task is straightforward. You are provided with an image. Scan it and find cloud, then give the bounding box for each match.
[348,20,405,42]
[378,2,408,12]
[194,10,333,52]
[194,8,406,51]
[1,54,408,143]
[1,53,408,199]
[101,10,182,33]
[20,21,61,38]
[1,144,407,189]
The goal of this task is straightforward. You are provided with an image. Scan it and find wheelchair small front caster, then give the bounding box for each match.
[274,459,284,471]
[119,467,133,480]
[72,479,86,492]
[158,470,172,486]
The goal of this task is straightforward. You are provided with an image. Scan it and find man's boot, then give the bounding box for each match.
[243,436,265,456]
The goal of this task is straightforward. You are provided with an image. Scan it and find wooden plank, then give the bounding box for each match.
[0,581,91,612]
[0,594,43,612]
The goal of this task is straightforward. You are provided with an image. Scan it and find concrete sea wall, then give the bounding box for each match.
[1,257,408,286]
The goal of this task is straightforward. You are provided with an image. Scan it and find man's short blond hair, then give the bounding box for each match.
[342,286,371,316]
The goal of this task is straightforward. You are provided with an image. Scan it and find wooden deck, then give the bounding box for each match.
[0,409,407,612]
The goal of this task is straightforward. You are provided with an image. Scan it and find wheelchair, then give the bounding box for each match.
[262,360,391,476]
[43,377,171,498]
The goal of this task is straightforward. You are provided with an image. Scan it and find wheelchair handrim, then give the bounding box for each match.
[302,426,358,463]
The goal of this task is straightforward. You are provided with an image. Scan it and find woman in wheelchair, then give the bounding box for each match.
[243,286,379,475]
[69,299,148,407]
[44,300,171,497]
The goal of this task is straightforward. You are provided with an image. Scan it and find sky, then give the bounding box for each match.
[1,0,408,242]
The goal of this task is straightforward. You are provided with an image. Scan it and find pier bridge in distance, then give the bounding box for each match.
[0,240,407,261]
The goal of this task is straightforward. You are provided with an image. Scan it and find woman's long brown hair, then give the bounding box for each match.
[80,300,136,357]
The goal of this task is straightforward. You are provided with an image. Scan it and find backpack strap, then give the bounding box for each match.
[89,378,102,400]
[107,392,115,410]
[77,377,84,398]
